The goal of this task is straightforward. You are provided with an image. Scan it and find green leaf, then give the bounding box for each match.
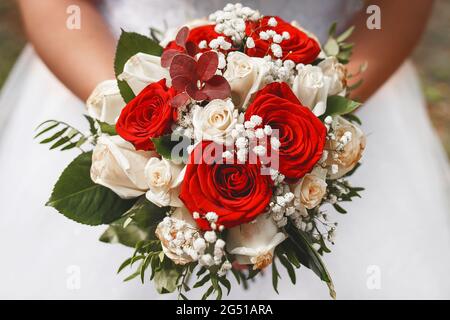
[324,38,339,57]
[342,113,362,125]
[325,95,361,116]
[328,22,338,36]
[84,115,97,135]
[178,293,188,300]
[98,121,117,135]
[285,224,336,299]
[247,268,260,280]
[151,133,189,162]
[154,268,181,294]
[47,151,135,225]
[281,243,301,268]
[99,224,148,248]
[336,26,355,43]
[114,30,163,103]
[231,269,241,285]
[194,274,211,288]
[196,267,207,277]
[117,257,133,274]
[271,259,280,294]
[211,276,222,300]
[278,253,297,285]
[36,120,88,151]
[40,128,68,144]
[333,203,348,214]
[202,285,214,300]
[34,122,59,139]
[123,197,168,229]
[106,196,168,247]
[149,27,164,43]
[218,277,231,296]
[123,270,141,282]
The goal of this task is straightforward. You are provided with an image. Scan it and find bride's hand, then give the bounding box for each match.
[347,0,434,102]
[17,0,116,101]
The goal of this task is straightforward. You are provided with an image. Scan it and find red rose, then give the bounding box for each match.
[164,25,224,54]
[245,16,321,64]
[245,82,326,182]
[116,79,177,151]
[179,141,273,230]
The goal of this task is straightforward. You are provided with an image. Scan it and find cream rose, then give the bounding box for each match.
[86,80,125,124]
[223,52,269,109]
[327,117,366,179]
[294,167,328,209]
[144,158,185,207]
[192,99,238,145]
[292,64,331,117]
[118,53,170,95]
[318,57,347,96]
[226,213,287,270]
[91,135,154,199]
[155,206,200,265]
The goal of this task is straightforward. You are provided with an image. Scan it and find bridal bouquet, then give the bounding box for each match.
[37,3,366,299]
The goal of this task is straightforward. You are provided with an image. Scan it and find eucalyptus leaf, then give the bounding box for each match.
[114,30,163,102]
[47,151,135,225]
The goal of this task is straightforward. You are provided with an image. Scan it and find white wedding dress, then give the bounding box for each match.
[0,0,449,299]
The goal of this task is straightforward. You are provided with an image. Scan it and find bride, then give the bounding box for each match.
[0,0,448,299]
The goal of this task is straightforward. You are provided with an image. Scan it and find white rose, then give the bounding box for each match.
[86,80,125,124]
[223,52,269,109]
[226,213,287,270]
[326,117,366,179]
[91,135,155,199]
[155,206,200,265]
[318,57,347,96]
[159,19,212,47]
[294,167,327,209]
[293,64,331,117]
[192,99,238,145]
[144,158,185,207]
[118,53,170,95]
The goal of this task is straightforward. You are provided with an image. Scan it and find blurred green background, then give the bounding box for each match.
[0,0,449,157]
